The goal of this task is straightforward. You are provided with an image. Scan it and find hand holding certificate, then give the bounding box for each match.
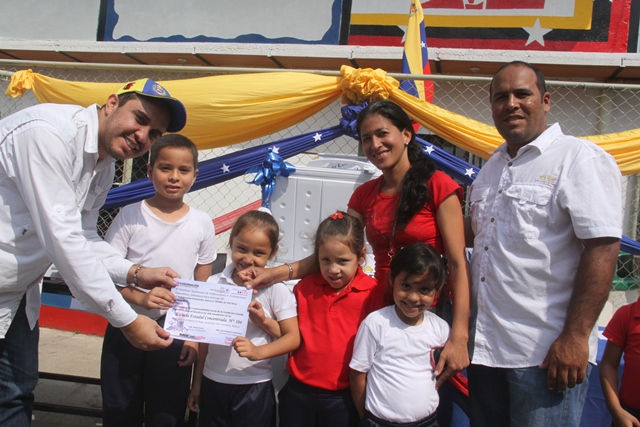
[165,278,253,345]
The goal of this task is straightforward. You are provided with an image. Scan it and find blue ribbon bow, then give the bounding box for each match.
[245,148,296,210]
[339,103,368,139]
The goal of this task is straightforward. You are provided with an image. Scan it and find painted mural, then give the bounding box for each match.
[0,0,635,53]
[349,0,635,52]
[101,0,345,44]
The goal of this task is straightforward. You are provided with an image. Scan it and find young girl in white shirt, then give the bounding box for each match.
[350,243,450,427]
[188,209,300,427]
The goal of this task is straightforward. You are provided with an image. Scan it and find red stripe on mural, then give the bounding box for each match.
[40,305,108,336]
[212,200,262,235]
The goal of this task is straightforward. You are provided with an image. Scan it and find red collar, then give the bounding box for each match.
[310,267,376,293]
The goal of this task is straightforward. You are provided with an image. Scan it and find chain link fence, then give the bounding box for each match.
[1,63,638,318]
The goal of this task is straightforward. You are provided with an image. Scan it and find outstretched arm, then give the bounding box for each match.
[434,194,470,387]
[540,237,620,390]
[237,255,317,290]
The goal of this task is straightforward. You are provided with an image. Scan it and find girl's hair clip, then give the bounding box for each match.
[257,206,273,215]
[330,211,344,220]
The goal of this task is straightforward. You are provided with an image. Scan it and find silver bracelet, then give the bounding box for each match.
[284,263,293,281]
[133,264,143,287]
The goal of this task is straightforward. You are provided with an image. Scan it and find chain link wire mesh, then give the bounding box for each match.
[1,64,638,316]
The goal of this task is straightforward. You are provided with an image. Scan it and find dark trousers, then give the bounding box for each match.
[361,410,439,427]
[278,377,360,427]
[198,377,276,427]
[0,296,39,427]
[100,320,191,427]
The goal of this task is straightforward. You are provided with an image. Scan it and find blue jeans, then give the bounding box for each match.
[0,296,40,427]
[467,363,592,427]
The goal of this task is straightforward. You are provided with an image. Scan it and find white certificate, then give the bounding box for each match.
[164,278,252,345]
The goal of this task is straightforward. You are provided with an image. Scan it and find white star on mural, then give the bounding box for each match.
[465,168,476,177]
[421,41,426,48]
[313,133,323,142]
[400,26,408,44]
[523,18,552,47]
[221,164,230,173]
[272,146,280,154]
[424,146,434,155]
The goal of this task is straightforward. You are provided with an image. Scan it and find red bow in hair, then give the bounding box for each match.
[330,212,344,220]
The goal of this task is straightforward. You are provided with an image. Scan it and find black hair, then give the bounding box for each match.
[229,210,280,256]
[314,211,366,260]
[355,100,436,230]
[389,243,448,293]
[149,134,198,169]
[116,92,138,108]
[490,61,547,100]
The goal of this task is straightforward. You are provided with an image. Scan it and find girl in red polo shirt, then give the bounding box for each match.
[278,211,383,427]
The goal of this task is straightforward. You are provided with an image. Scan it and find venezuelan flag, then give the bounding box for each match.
[400,0,434,103]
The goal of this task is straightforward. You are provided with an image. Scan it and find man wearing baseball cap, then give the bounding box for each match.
[0,78,187,425]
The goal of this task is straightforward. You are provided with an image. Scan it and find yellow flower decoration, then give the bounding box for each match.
[340,65,400,105]
[5,69,35,98]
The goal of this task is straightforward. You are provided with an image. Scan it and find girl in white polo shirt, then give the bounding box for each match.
[188,209,300,427]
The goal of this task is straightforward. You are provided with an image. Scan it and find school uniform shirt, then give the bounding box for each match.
[350,306,450,423]
[603,299,640,409]
[105,200,217,320]
[287,267,381,390]
[469,123,622,367]
[203,263,297,385]
[0,103,138,337]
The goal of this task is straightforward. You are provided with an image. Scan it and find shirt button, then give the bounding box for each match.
[508,162,513,166]
[481,277,486,282]
[484,246,489,251]
[490,218,495,222]
[498,188,503,193]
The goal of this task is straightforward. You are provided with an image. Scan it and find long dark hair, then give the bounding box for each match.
[356,100,436,229]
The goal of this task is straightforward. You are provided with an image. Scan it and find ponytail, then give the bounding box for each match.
[396,140,436,229]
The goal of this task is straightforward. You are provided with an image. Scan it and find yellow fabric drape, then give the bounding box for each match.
[6,69,342,150]
[6,67,640,175]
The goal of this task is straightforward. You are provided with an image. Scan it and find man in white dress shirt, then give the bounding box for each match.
[0,78,187,425]
[466,61,622,426]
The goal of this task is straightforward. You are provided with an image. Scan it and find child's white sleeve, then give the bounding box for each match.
[349,317,377,373]
[269,283,297,322]
[436,316,451,347]
[197,213,217,265]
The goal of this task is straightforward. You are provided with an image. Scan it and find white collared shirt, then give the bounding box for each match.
[202,263,297,385]
[469,123,622,367]
[0,103,137,337]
